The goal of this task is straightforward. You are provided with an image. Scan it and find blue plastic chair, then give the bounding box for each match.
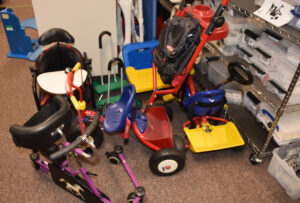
[103,84,136,133]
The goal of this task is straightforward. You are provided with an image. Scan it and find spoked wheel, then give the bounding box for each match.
[68,120,104,154]
[149,148,185,176]
[89,126,104,149]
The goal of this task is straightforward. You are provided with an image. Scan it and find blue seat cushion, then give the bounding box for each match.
[103,84,136,133]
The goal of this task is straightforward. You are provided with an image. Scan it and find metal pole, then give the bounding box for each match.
[257,63,300,161]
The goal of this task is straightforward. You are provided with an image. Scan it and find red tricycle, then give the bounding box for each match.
[104,0,233,176]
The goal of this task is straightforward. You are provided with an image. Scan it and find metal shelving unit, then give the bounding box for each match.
[227,0,300,46]
[203,0,300,164]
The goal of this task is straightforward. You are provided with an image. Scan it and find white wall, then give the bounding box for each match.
[32,0,118,76]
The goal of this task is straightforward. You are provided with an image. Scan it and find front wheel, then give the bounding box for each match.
[149,148,185,176]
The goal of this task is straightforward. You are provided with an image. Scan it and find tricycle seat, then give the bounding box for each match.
[103,84,136,133]
[9,96,70,151]
[183,89,225,117]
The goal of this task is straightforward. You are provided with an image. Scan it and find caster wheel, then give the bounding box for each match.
[136,187,145,197]
[107,152,120,165]
[249,153,263,165]
[29,153,40,170]
[114,145,123,154]
[127,192,140,203]
[173,135,186,152]
[149,148,185,176]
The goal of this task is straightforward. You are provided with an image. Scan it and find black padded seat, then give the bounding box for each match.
[38,28,74,46]
[9,96,71,151]
[36,44,84,74]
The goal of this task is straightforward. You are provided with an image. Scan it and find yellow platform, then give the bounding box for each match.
[126,66,171,93]
[184,122,244,153]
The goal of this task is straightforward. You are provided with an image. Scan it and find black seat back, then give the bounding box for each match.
[36,44,84,74]
[38,28,74,46]
[9,96,71,151]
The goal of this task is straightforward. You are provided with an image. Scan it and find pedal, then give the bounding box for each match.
[124,138,129,145]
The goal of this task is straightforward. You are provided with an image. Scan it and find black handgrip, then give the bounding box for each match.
[107,57,124,71]
[99,31,111,49]
[85,111,101,138]
[49,136,84,160]
[205,4,226,35]
[49,112,101,160]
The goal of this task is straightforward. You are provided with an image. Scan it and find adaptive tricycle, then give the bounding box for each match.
[114,0,234,176]
[9,96,111,202]
[9,95,144,203]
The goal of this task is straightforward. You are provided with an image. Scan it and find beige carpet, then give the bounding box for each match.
[0,0,298,202]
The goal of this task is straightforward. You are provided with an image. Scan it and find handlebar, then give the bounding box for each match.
[65,62,86,110]
[49,111,101,161]
[99,31,111,49]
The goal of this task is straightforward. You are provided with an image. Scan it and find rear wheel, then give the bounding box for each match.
[68,122,104,154]
[149,148,185,176]
[173,135,186,152]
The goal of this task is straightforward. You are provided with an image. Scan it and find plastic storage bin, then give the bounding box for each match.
[268,142,300,200]
[287,44,300,67]
[256,102,300,145]
[266,79,300,105]
[288,5,300,31]
[242,29,260,47]
[208,61,229,86]
[237,44,257,63]
[225,89,243,105]
[242,91,261,116]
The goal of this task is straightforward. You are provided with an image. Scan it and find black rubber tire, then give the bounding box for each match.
[91,126,104,149]
[107,152,120,165]
[127,192,137,203]
[114,145,123,154]
[68,121,104,149]
[149,148,185,176]
[173,135,186,152]
[152,103,173,122]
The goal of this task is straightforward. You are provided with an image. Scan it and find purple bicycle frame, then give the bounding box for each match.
[118,153,142,203]
[34,149,112,203]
